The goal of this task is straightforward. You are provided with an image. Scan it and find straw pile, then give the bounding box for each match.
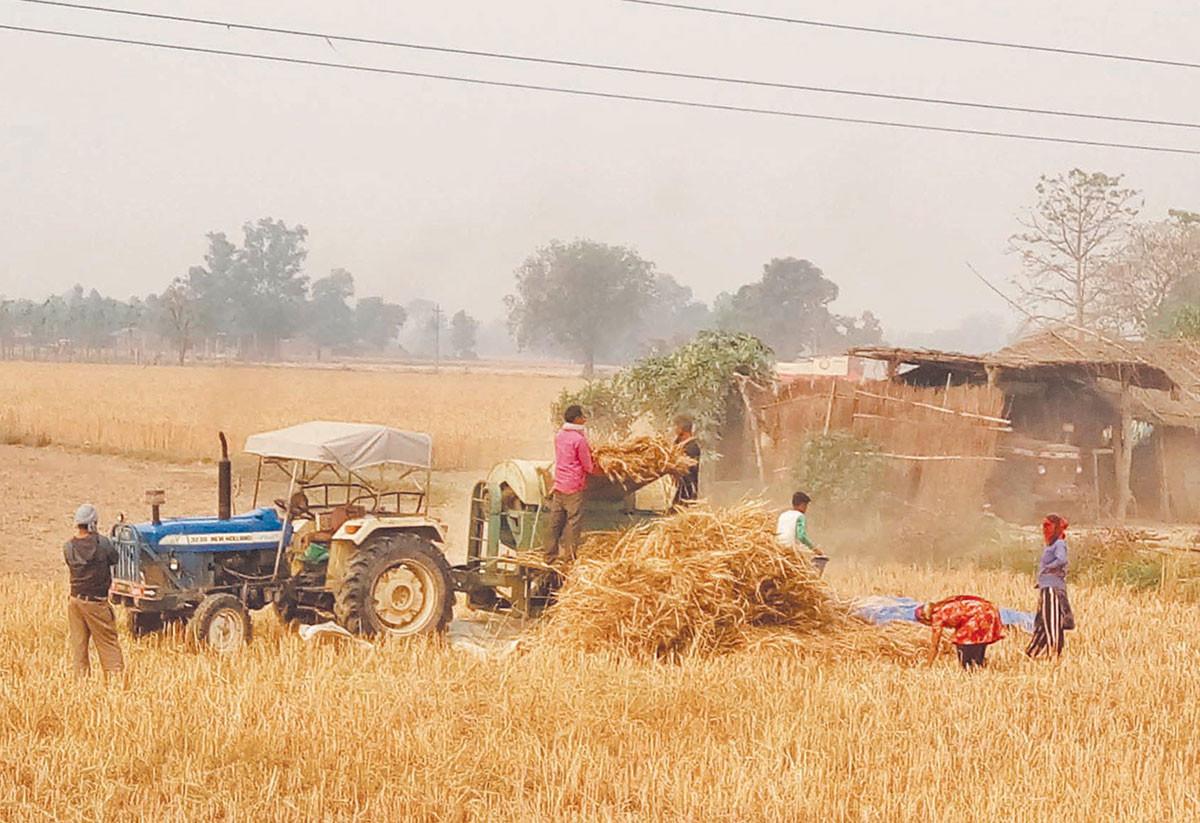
[543,501,917,661]
[590,436,697,486]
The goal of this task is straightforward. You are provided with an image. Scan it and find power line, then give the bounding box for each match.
[15,0,1200,132]
[622,0,1200,72]
[4,23,1200,156]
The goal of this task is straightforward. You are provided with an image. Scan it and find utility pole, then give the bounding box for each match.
[433,303,441,374]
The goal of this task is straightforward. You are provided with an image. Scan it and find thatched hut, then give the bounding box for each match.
[851,332,1200,522]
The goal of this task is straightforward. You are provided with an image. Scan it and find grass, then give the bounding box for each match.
[971,526,1200,602]
[0,361,581,470]
[3,561,1200,822]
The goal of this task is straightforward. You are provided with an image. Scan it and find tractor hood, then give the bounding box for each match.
[133,507,289,552]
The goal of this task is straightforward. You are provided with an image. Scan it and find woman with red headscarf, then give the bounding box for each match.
[1027,513,1074,659]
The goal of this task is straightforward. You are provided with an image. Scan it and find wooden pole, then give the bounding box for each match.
[735,376,766,485]
[1115,383,1134,523]
[822,380,837,435]
[1156,429,1171,520]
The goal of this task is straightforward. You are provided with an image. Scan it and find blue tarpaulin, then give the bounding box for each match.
[851,595,1036,634]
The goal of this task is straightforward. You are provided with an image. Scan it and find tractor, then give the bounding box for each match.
[109,421,674,651]
[109,422,451,651]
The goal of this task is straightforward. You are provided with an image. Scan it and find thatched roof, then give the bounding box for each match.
[851,331,1200,427]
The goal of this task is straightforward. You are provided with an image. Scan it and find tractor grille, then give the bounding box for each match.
[113,524,143,583]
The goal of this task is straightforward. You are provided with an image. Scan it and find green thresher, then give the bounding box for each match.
[454,459,675,616]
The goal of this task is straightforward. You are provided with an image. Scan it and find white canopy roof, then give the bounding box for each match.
[243,421,432,471]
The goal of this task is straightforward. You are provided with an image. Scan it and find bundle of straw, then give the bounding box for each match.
[590,436,697,486]
[543,501,916,661]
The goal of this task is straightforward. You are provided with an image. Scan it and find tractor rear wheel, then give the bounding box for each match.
[334,533,453,637]
[189,593,252,653]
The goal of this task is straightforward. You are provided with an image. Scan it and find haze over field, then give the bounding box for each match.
[3,0,1198,349]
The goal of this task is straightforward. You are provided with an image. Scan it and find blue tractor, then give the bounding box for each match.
[109,422,452,652]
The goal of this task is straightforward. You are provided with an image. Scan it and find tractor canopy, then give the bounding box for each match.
[244,421,435,517]
[243,421,432,471]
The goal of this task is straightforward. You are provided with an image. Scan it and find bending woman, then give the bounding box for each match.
[1027,513,1074,659]
[915,595,1005,669]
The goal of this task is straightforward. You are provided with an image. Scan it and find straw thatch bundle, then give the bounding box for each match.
[591,436,697,486]
[543,501,913,661]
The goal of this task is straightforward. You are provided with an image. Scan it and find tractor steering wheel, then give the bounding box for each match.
[274,492,313,520]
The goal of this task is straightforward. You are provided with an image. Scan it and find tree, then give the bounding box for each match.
[641,273,712,352]
[156,278,198,365]
[307,269,356,351]
[715,257,876,356]
[1107,210,1200,334]
[506,239,657,376]
[843,311,884,346]
[449,309,479,359]
[186,231,239,341]
[0,297,14,357]
[555,330,774,447]
[230,218,309,355]
[399,299,441,358]
[1010,169,1141,329]
[59,285,140,353]
[354,297,406,349]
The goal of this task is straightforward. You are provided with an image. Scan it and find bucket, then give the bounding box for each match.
[811,555,830,577]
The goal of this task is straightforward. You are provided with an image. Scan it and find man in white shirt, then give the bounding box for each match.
[776,491,827,574]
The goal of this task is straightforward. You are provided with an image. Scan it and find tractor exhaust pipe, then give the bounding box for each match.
[218,431,232,521]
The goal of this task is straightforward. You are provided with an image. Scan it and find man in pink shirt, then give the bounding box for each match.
[547,404,596,564]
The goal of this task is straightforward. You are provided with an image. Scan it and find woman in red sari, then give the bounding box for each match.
[915,595,1005,669]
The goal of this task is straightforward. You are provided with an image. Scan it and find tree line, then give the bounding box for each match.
[4,167,1196,370]
[0,219,886,370]
[0,218,481,365]
[504,241,883,375]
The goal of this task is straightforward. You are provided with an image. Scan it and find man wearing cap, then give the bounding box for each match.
[64,504,124,681]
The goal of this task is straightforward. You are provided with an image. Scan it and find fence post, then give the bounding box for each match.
[822,380,837,435]
[735,375,767,485]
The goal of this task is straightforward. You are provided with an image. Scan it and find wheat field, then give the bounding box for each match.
[0,361,581,469]
[3,561,1198,823]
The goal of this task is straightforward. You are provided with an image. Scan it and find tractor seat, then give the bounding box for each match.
[307,504,367,543]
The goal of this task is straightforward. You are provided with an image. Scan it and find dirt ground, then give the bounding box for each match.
[0,444,479,581]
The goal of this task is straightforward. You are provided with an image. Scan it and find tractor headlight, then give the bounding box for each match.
[168,557,179,572]
[1037,465,1047,475]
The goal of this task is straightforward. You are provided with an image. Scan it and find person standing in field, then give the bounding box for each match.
[776,491,827,573]
[1026,513,1074,659]
[64,504,125,682]
[915,595,1005,669]
[672,414,702,505]
[546,404,596,565]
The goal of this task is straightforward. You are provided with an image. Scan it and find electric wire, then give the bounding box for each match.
[14,0,1200,131]
[3,23,1200,156]
[622,0,1200,72]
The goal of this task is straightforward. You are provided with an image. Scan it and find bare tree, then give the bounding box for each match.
[1010,169,1141,329]
[1104,210,1200,334]
[159,277,197,366]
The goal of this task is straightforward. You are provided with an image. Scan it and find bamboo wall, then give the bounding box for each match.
[758,380,1009,511]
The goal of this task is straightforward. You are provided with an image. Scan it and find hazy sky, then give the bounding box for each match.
[3,0,1198,343]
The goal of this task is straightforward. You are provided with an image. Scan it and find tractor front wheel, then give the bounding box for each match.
[334,533,453,637]
[189,593,252,653]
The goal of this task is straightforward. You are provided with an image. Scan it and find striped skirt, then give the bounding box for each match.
[1026,587,1072,658]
